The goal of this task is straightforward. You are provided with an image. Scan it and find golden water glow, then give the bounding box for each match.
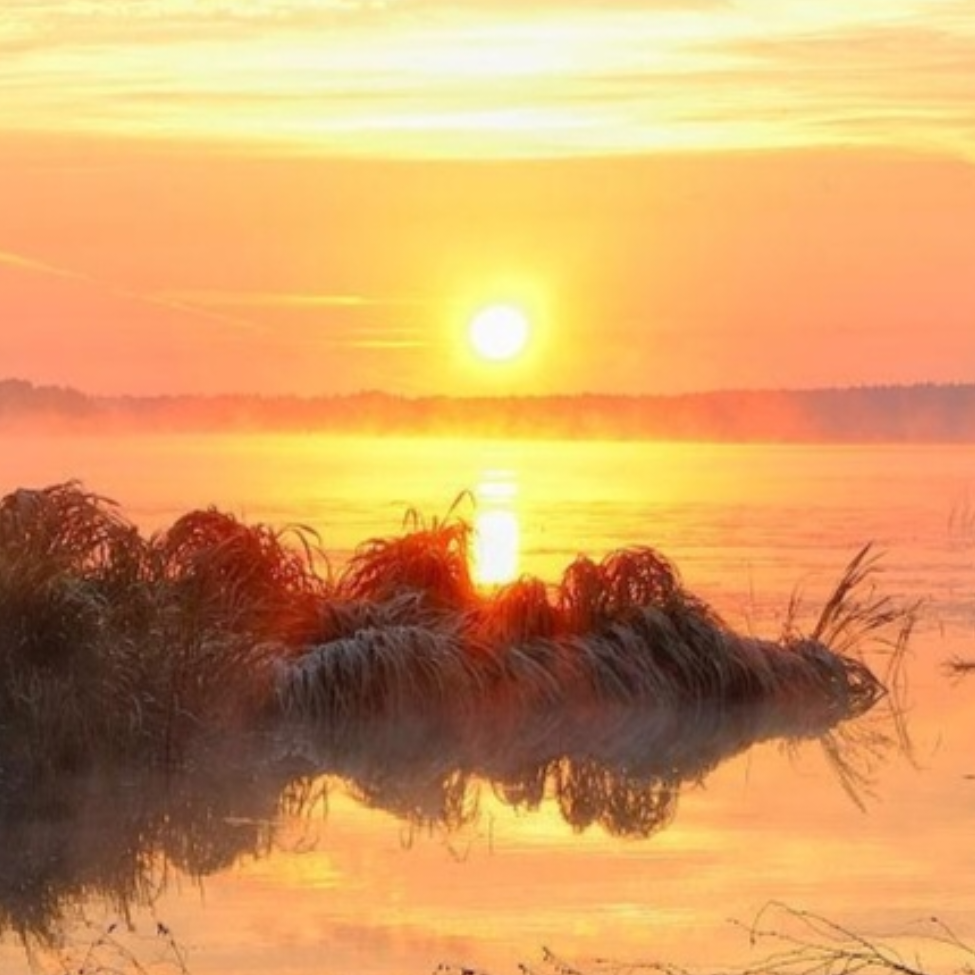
[4,437,975,975]
[474,508,520,585]
[473,471,521,585]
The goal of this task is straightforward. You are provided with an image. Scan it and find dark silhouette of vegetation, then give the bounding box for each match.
[0,482,910,784]
[0,684,903,950]
[0,483,916,969]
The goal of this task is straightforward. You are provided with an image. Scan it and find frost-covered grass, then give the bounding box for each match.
[0,483,904,778]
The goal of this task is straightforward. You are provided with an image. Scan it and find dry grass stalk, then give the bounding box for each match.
[439,902,975,975]
[945,657,975,679]
[781,544,919,786]
[337,507,476,611]
[793,544,917,666]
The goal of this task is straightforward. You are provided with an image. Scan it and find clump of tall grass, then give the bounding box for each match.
[337,507,476,612]
[155,507,327,649]
[0,483,328,775]
[0,482,906,781]
[0,483,154,770]
[280,558,908,839]
[281,534,894,730]
[777,544,917,802]
[145,507,330,759]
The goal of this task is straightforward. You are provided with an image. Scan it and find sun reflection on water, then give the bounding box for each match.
[473,471,520,585]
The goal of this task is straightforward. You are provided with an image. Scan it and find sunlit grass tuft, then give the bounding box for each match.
[0,483,329,773]
[0,482,908,782]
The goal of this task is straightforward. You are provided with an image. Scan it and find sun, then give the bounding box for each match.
[468,304,530,362]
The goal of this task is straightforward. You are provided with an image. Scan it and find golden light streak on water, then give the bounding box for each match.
[473,470,520,585]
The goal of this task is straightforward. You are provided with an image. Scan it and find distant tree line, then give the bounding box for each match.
[3,377,975,442]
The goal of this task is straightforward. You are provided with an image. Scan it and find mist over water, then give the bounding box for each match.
[2,433,975,974]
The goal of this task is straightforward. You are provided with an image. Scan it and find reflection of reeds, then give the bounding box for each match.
[947,657,975,678]
[0,670,908,949]
[0,753,294,947]
[285,664,899,842]
[0,685,902,946]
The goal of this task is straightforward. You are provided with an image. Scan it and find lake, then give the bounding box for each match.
[2,432,975,975]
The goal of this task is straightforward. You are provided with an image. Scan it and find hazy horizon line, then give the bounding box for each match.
[5,375,975,402]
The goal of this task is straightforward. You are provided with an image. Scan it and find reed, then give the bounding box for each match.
[0,483,326,773]
[439,903,975,975]
[336,509,476,611]
[0,483,155,770]
[154,507,327,649]
[0,482,905,780]
[281,534,890,728]
[144,508,330,758]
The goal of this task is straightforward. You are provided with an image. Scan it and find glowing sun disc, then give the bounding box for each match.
[468,304,530,362]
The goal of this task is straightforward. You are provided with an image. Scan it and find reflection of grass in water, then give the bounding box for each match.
[291,674,906,841]
[0,482,909,783]
[0,755,293,949]
[947,658,975,679]
[0,696,907,954]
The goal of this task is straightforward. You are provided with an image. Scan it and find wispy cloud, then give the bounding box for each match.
[149,289,433,349]
[0,248,88,281]
[154,289,427,310]
[1,0,973,157]
[0,241,434,355]
[1,246,431,357]
[0,244,263,334]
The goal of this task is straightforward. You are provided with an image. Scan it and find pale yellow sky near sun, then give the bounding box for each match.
[2,0,974,159]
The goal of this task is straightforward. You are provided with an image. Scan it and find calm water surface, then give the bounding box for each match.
[3,433,975,974]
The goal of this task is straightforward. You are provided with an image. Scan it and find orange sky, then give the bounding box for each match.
[2,1,974,396]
